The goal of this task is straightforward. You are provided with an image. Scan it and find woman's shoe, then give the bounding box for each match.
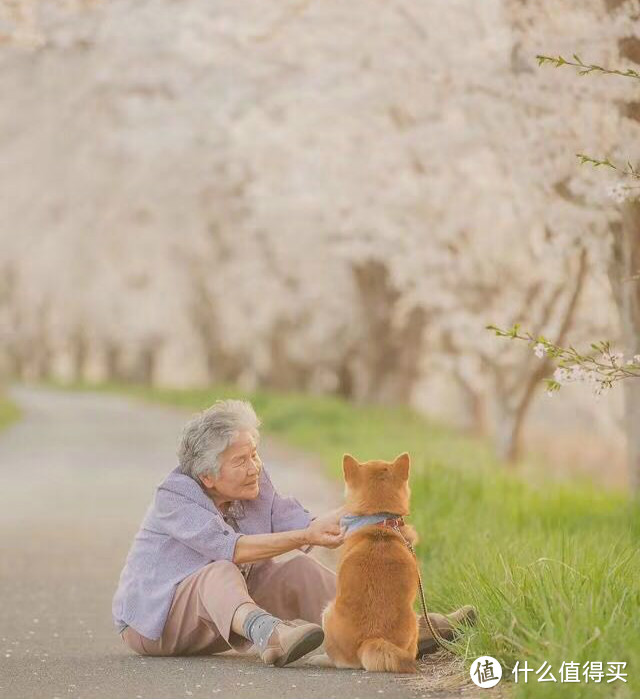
[260,621,325,667]
[416,605,477,657]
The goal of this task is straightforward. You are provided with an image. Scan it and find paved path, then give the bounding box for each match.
[0,386,438,699]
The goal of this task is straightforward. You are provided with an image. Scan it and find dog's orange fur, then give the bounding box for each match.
[321,453,419,673]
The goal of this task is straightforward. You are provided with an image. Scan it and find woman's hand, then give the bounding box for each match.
[304,506,346,548]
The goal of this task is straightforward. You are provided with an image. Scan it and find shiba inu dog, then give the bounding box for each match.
[311,452,420,672]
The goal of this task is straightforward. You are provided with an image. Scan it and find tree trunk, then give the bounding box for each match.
[265,315,313,391]
[6,347,25,379]
[334,348,356,399]
[493,400,521,463]
[350,260,426,404]
[606,0,640,492]
[609,202,640,493]
[104,342,123,382]
[624,380,640,495]
[70,327,89,382]
[134,342,160,386]
[493,249,588,466]
[454,374,487,436]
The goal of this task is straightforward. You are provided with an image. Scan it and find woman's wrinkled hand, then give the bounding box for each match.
[304,506,346,548]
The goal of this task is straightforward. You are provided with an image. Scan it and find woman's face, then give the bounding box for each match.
[200,430,262,504]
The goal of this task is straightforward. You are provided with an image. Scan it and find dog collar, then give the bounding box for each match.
[340,512,405,537]
[375,516,405,529]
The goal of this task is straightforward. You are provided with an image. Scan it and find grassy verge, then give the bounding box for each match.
[60,382,638,698]
[0,390,20,431]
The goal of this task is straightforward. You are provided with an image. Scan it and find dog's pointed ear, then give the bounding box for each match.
[393,452,410,480]
[343,454,360,481]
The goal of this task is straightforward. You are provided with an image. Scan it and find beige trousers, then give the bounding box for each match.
[121,553,337,657]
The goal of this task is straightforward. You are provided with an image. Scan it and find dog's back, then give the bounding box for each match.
[323,526,419,670]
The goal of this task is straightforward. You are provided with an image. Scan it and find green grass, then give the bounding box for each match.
[0,390,20,431]
[59,382,638,697]
[415,466,638,698]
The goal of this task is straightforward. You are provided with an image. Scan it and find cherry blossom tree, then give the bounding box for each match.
[0,0,630,479]
[489,0,640,487]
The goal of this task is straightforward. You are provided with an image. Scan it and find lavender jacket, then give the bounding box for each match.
[112,464,312,640]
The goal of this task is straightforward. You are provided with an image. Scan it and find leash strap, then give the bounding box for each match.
[388,521,455,654]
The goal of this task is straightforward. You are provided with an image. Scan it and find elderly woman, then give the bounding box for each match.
[113,399,344,666]
[113,399,472,667]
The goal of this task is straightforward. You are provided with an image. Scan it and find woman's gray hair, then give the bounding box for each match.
[177,399,261,481]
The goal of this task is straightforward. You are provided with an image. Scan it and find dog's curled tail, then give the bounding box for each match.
[357,638,417,673]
